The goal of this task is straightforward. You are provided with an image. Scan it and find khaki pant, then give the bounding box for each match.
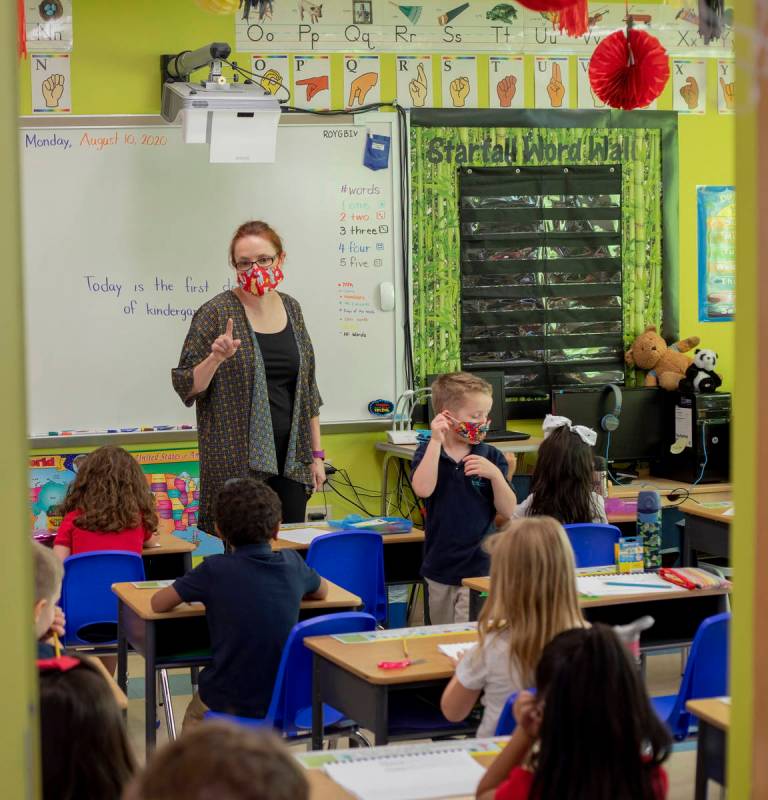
[182,692,209,733]
[425,579,469,625]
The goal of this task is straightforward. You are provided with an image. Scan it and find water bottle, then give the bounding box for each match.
[593,456,609,498]
[637,490,662,569]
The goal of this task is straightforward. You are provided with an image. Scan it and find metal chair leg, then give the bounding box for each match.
[159,669,177,740]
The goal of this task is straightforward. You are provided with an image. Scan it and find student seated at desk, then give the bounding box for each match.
[512,415,608,524]
[412,372,517,624]
[32,542,66,658]
[476,625,671,800]
[124,721,307,800]
[38,655,136,800]
[151,479,327,730]
[53,445,158,560]
[441,517,585,737]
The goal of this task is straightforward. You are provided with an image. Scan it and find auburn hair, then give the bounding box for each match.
[60,446,158,533]
[478,517,586,685]
[229,220,284,267]
[430,371,492,415]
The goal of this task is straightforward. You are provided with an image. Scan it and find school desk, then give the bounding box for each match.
[112,580,363,754]
[141,529,196,579]
[678,495,733,567]
[301,739,505,800]
[686,697,730,799]
[306,629,482,749]
[273,527,426,586]
[374,438,543,516]
[462,576,730,652]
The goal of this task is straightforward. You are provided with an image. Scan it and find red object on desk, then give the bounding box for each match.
[377,659,426,670]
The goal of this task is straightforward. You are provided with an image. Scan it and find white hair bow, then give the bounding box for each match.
[542,414,598,447]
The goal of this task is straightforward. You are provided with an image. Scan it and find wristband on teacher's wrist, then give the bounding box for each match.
[312,450,325,459]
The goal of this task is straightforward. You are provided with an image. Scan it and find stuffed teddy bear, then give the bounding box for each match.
[679,349,722,394]
[624,326,701,390]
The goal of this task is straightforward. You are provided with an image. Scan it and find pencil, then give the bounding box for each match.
[53,632,61,658]
[402,637,409,658]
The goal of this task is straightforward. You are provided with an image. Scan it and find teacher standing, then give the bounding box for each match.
[172,220,325,532]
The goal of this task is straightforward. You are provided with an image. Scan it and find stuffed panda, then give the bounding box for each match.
[679,349,722,393]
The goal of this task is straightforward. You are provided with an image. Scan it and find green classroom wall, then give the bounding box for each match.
[20,0,733,511]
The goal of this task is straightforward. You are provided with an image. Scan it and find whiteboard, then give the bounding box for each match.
[20,115,404,434]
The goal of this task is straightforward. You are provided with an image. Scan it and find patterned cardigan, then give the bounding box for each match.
[172,290,321,533]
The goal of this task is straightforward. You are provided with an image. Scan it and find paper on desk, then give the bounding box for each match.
[132,580,174,589]
[324,750,485,800]
[577,574,672,597]
[722,506,734,517]
[278,528,330,545]
[438,642,476,661]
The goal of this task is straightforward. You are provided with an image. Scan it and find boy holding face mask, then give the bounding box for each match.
[411,372,517,624]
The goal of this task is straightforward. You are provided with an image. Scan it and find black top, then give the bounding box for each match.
[173,542,321,717]
[254,318,300,438]
[411,441,509,585]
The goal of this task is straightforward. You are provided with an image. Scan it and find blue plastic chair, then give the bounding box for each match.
[60,551,145,646]
[652,612,730,740]
[306,531,387,624]
[206,612,376,740]
[564,523,622,568]
[494,689,537,736]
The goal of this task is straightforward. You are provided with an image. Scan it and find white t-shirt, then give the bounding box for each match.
[454,630,523,738]
[511,492,608,524]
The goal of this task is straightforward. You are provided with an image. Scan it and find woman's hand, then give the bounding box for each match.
[210,318,241,364]
[311,459,327,493]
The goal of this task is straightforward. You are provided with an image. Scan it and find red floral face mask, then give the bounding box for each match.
[237,263,284,296]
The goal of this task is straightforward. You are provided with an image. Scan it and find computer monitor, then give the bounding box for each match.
[427,370,530,442]
[550,386,666,463]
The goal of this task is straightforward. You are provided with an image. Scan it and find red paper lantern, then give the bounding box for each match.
[515,0,589,37]
[588,27,670,110]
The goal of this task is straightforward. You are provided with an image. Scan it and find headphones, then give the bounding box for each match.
[600,384,623,432]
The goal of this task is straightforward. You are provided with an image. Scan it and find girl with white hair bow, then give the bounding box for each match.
[511,415,608,524]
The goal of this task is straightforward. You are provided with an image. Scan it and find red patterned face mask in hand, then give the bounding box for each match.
[445,412,490,445]
[237,263,284,296]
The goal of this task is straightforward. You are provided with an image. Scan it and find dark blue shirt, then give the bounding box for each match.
[412,441,509,586]
[173,542,321,717]
[37,641,56,659]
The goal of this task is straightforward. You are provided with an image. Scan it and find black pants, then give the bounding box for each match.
[266,430,309,524]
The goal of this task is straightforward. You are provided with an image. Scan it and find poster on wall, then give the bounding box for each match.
[292,54,332,109]
[534,56,569,109]
[25,0,73,52]
[717,60,735,114]
[576,56,605,109]
[233,1,734,56]
[30,53,71,113]
[697,186,735,322]
[673,58,707,114]
[29,450,200,538]
[396,55,434,108]
[250,54,290,97]
[440,55,478,108]
[488,55,525,108]
[344,54,381,106]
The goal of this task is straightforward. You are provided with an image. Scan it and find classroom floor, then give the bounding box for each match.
[123,650,703,799]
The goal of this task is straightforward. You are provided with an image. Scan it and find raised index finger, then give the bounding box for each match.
[225,317,234,337]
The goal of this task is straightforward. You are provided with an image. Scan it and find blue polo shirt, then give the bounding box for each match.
[173,542,321,717]
[412,441,509,586]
